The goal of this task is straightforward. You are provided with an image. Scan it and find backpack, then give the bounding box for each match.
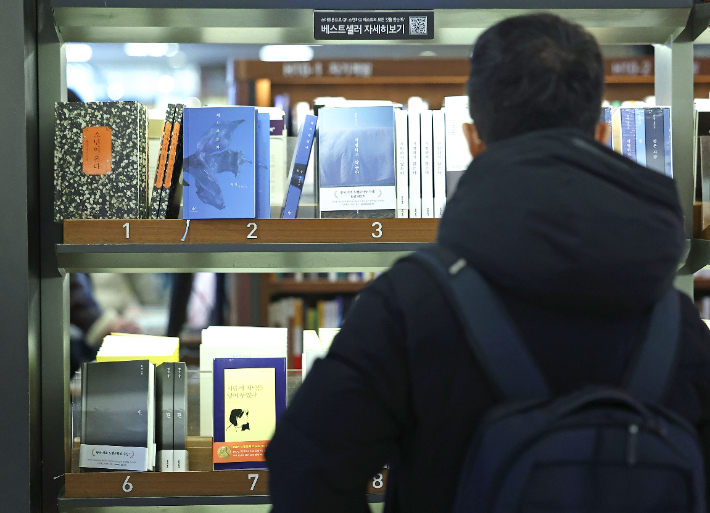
[410,245,706,513]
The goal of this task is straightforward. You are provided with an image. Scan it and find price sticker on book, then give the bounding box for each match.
[82,126,112,176]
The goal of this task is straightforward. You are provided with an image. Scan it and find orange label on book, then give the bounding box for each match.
[82,126,112,175]
[154,122,172,187]
[164,122,181,188]
[213,441,268,463]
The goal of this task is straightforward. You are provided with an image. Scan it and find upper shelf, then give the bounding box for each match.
[52,3,693,45]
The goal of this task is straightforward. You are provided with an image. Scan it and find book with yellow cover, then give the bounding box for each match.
[97,335,179,366]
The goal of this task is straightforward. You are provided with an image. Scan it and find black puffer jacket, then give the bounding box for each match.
[266,129,710,513]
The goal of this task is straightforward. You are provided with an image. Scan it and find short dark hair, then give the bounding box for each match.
[468,13,604,144]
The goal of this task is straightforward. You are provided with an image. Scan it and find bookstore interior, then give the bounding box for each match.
[11,2,710,512]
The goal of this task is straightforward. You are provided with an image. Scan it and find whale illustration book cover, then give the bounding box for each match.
[182,106,256,219]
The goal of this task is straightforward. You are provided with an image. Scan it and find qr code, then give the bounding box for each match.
[409,16,428,36]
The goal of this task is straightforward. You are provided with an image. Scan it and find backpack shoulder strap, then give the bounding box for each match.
[624,288,681,403]
[409,245,550,401]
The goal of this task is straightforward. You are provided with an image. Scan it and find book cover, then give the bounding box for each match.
[183,106,256,219]
[433,110,447,218]
[139,104,150,219]
[620,108,636,162]
[317,106,396,219]
[150,104,174,219]
[408,110,422,218]
[282,114,317,219]
[79,360,154,471]
[601,106,612,149]
[173,362,188,472]
[663,107,672,178]
[420,110,434,219]
[54,101,148,220]
[635,108,646,166]
[395,109,409,218]
[443,96,473,199]
[159,104,185,219]
[611,107,622,154]
[256,112,271,219]
[645,107,665,174]
[212,357,286,470]
[155,362,174,472]
[257,107,288,214]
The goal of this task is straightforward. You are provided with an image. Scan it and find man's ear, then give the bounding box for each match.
[463,122,487,158]
[594,121,611,146]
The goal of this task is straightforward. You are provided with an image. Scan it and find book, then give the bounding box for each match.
[54,101,149,220]
[395,109,409,218]
[302,330,326,378]
[79,360,155,471]
[408,110,422,218]
[96,335,179,366]
[183,106,257,219]
[212,357,287,470]
[663,107,672,178]
[173,362,188,472]
[443,96,473,199]
[635,108,646,166]
[256,112,271,219]
[601,106,613,149]
[420,110,434,219]
[611,107,622,154]
[620,108,637,162]
[149,105,175,219]
[256,107,287,217]
[282,114,317,219]
[433,110,447,218]
[317,106,396,218]
[645,107,665,175]
[155,362,174,472]
[159,103,184,219]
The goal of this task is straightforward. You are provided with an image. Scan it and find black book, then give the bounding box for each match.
[173,362,188,471]
[155,362,174,471]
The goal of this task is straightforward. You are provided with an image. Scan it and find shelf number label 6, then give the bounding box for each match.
[122,476,133,493]
[122,222,130,239]
[373,473,384,489]
[247,222,258,239]
[248,473,259,491]
[372,222,383,239]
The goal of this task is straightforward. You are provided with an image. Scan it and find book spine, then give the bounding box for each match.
[620,108,636,162]
[611,107,622,154]
[181,108,190,219]
[444,97,471,173]
[663,107,672,178]
[420,110,434,219]
[256,112,271,219]
[645,107,665,174]
[395,110,409,218]
[603,107,613,149]
[80,362,89,455]
[433,110,447,218]
[269,116,287,210]
[159,104,184,219]
[173,362,188,472]
[156,363,174,472]
[139,104,149,219]
[408,111,421,218]
[150,108,173,219]
[635,108,646,166]
[282,115,317,219]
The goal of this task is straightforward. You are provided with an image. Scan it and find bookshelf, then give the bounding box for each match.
[2,0,706,511]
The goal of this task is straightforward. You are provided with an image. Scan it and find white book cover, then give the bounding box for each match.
[257,107,287,209]
[443,96,473,199]
[420,110,434,219]
[408,111,422,218]
[433,110,447,218]
[395,110,409,218]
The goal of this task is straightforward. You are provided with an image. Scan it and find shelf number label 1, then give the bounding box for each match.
[247,222,258,239]
[122,476,133,493]
[372,473,384,489]
[372,222,383,239]
[248,473,259,491]
[122,222,130,239]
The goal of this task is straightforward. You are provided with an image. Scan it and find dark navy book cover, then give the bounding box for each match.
[183,106,256,219]
[644,107,665,175]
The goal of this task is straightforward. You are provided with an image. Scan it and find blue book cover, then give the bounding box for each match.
[212,357,286,470]
[600,107,612,149]
[256,112,271,219]
[620,108,636,162]
[645,107,665,175]
[663,107,672,178]
[317,106,396,219]
[282,115,317,219]
[182,106,256,219]
[635,108,646,166]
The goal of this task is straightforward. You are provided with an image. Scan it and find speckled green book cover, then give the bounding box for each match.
[54,101,149,220]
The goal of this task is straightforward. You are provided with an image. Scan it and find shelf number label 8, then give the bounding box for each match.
[372,222,383,239]
[373,473,384,489]
[122,476,133,493]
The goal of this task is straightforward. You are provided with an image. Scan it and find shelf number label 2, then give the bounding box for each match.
[372,222,383,239]
[372,473,384,489]
[122,476,133,493]
[248,473,259,491]
[122,222,130,239]
[247,222,258,239]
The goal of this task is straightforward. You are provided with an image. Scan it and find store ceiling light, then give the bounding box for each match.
[124,43,170,57]
[259,45,314,62]
[66,43,93,63]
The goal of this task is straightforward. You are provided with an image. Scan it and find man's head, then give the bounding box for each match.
[463,13,608,156]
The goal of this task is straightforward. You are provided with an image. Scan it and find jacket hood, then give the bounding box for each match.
[437,128,685,315]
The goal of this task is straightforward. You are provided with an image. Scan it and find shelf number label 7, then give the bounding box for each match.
[122,222,130,239]
[248,473,259,491]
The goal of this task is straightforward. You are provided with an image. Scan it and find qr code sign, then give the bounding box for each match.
[409,16,428,36]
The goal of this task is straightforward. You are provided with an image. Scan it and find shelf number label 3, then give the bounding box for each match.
[373,473,384,489]
[372,222,383,239]
[247,222,258,239]
[122,476,133,493]
[248,473,259,491]
[122,223,130,239]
